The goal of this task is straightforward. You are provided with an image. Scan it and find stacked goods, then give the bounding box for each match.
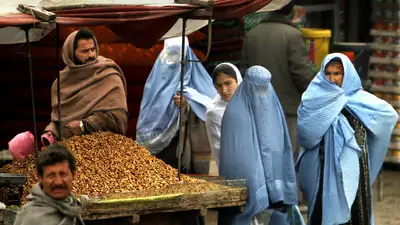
[368,0,400,164]
[1,132,222,205]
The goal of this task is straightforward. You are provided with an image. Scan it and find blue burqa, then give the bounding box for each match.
[220,66,299,225]
[297,53,398,225]
[136,36,217,154]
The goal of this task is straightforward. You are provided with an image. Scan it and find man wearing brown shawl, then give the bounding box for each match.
[41,28,128,145]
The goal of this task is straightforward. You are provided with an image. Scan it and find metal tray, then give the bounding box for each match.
[0,173,26,186]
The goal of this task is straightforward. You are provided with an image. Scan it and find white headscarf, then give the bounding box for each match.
[205,63,243,168]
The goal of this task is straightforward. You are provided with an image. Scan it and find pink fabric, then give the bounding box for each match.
[8,131,35,159]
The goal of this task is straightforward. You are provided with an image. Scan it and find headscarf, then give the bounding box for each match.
[136,36,217,155]
[205,63,243,167]
[45,30,128,138]
[220,66,298,225]
[297,53,398,225]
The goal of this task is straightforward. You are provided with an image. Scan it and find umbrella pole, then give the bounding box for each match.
[24,28,39,158]
[56,25,62,139]
[177,18,188,181]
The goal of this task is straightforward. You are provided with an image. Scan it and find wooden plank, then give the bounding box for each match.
[17,4,56,22]
[83,200,245,220]
[82,187,247,219]
[0,188,247,223]
[83,213,140,221]
[85,210,203,225]
[174,0,214,7]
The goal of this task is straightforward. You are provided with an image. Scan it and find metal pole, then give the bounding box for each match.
[346,0,359,42]
[56,25,62,138]
[333,0,341,42]
[24,28,39,158]
[177,18,187,180]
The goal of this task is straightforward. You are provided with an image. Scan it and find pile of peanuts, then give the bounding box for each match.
[1,132,222,205]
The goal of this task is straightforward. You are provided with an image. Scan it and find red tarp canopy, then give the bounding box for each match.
[0,0,271,48]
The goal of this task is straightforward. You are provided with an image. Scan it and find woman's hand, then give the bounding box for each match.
[173,94,187,108]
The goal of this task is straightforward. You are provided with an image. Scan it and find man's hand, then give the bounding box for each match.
[66,120,84,136]
[173,94,187,108]
[66,120,80,128]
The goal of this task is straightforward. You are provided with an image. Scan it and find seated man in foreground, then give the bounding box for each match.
[14,144,84,225]
[42,28,128,146]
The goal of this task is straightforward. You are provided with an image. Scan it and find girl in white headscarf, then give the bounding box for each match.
[205,63,243,172]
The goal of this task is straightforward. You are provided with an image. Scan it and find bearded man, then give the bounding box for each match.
[41,28,128,145]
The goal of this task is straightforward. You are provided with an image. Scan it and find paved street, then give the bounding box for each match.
[301,169,400,225]
[373,169,400,225]
[206,168,400,225]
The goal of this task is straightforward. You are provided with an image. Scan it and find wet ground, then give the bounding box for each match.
[300,168,400,225]
[372,168,400,225]
[206,168,400,225]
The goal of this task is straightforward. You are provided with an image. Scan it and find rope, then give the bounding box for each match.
[27,7,36,28]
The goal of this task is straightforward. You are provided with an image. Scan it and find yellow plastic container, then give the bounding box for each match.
[301,28,332,68]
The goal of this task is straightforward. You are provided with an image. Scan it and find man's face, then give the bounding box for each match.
[75,38,96,65]
[39,161,75,200]
[214,73,238,101]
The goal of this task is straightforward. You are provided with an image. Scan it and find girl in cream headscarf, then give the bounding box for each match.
[205,63,243,173]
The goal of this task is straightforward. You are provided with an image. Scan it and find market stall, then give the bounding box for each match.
[0,0,275,224]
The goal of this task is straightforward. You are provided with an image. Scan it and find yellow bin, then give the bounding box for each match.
[301,28,332,68]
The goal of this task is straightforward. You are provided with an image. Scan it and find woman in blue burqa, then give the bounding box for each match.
[219,66,304,225]
[136,36,217,174]
[297,53,398,225]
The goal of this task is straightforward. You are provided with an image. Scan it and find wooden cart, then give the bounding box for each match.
[0,180,247,225]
